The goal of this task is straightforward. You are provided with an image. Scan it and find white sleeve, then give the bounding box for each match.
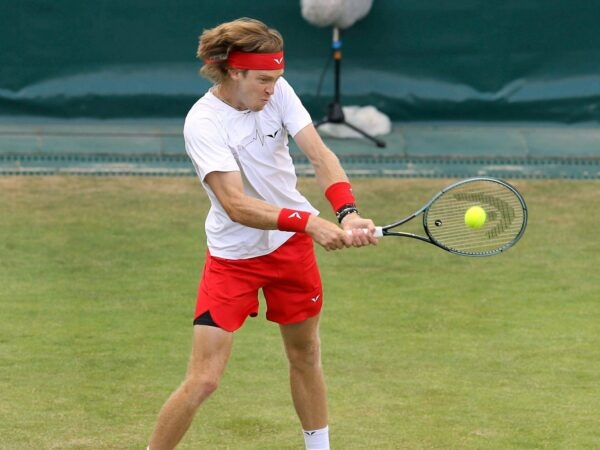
[184,116,239,181]
[277,77,313,137]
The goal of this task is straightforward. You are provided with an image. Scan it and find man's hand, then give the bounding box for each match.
[340,213,379,247]
[304,214,378,251]
[304,215,350,251]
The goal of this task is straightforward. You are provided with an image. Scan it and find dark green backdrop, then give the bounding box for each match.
[1,0,600,122]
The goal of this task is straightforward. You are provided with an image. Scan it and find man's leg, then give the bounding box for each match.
[280,314,328,434]
[148,325,233,450]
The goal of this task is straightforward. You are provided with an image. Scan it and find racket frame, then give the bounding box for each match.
[377,177,528,256]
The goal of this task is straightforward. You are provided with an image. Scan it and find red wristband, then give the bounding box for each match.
[277,208,311,232]
[325,182,356,213]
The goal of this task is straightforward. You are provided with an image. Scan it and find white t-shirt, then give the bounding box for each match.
[184,77,318,259]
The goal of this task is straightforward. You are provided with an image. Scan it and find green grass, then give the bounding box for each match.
[1,176,599,449]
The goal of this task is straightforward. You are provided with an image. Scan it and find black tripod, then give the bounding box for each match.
[314,27,386,148]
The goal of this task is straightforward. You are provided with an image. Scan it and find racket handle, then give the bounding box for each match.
[346,227,384,237]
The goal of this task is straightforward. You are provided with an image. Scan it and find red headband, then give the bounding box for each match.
[205,51,285,70]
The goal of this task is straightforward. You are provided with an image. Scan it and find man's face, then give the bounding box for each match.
[232,69,284,111]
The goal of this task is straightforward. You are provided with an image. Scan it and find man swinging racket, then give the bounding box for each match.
[147,17,378,450]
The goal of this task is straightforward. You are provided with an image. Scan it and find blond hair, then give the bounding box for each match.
[197,18,284,83]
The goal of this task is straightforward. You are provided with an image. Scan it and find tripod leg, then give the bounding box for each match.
[315,27,386,148]
[314,102,345,128]
[341,120,387,148]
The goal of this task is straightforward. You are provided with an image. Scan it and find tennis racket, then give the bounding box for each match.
[364,177,527,257]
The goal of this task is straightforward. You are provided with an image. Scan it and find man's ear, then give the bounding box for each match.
[228,69,248,81]
[228,69,242,81]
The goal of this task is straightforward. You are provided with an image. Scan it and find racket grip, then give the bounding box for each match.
[346,227,383,237]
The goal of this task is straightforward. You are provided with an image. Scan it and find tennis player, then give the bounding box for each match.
[147,17,377,450]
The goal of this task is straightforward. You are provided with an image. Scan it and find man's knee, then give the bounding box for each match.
[182,375,221,406]
[286,338,322,370]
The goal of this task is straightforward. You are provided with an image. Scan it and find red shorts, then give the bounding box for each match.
[194,233,323,332]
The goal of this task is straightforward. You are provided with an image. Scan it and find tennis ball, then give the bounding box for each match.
[465,206,487,229]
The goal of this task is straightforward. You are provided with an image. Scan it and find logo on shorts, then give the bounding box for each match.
[311,294,321,303]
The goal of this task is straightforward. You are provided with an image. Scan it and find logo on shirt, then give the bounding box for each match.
[311,294,321,303]
[266,128,280,139]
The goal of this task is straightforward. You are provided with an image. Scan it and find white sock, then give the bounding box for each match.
[303,425,330,450]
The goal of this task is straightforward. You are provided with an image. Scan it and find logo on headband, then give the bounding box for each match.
[226,51,285,70]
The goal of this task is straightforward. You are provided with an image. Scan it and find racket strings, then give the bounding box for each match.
[425,181,526,255]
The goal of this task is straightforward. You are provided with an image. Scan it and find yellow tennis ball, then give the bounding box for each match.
[465,206,487,229]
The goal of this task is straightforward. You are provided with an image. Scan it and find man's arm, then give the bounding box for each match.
[293,123,378,245]
[293,123,349,191]
[204,170,358,251]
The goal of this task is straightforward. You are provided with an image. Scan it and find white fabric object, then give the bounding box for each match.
[303,426,330,450]
[184,78,317,259]
[301,0,373,29]
[317,105,391,139]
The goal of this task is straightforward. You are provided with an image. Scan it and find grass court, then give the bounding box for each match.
[1,176,599,449]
